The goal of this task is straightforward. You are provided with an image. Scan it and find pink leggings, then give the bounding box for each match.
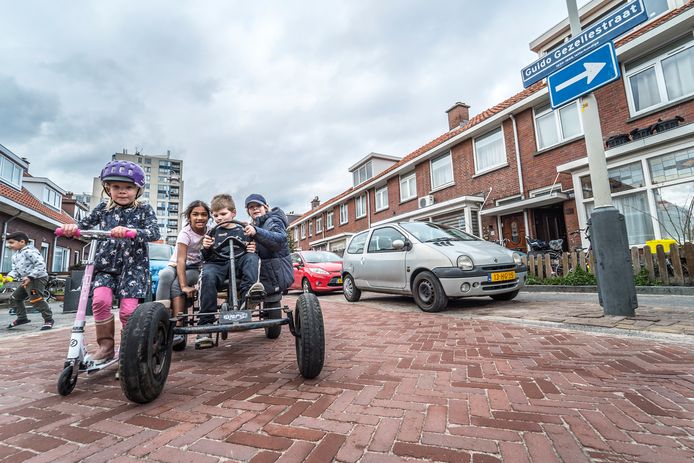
[93,287,139,326]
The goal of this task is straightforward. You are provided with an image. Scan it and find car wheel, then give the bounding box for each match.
[412,271,448,312]
[490,290,519,301]
[302,278,314,294]
[342,274,361,302]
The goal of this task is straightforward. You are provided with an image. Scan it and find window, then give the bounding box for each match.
[367,227,406,253]
[40,243,49,262]
[293,227,299,242]
[352,161,373,186]
[308,220,313,237]
[340,204,349,224]
[654,181,694,243]
[52,247,70,272]
[300,223,306,239]
[581,162,645,199]
[648,147,694,184]
[474,127,506,173]
[327,211,334,229]
[625,36,694,114]
[534,102,582,150]
[399,172,417,202]
[585,193,655,246]
[346,231,368,254]
[431,153,454,189]
[375,186,388,211]
[355,195,366,218]
[316,217,323,233]
[43,187,61,209]
[0,156,22,188]
[643,0,669,19]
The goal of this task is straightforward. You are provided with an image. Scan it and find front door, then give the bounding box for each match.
[362,226,408,290]
[500,213,526,252]
[533,205,566,250]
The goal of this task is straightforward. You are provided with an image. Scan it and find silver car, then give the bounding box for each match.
[342,221,527,312]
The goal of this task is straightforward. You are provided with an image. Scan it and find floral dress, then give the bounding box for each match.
[78,202,160,299]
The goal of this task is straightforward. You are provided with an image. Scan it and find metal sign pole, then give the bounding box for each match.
[565,0,637,316]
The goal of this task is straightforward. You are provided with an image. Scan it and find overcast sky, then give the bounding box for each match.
[1,0,588,217]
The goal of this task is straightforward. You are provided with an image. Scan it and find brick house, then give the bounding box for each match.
[290,0,694,255]
[1,143,83,273]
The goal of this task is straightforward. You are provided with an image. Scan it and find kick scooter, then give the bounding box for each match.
[55,227,136,396]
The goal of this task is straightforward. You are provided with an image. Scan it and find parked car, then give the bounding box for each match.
[148,242,175,298]
[290,250,343,294]
[341,221,527,312]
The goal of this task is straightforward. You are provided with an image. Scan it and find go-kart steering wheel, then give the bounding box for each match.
[206,219,250,260]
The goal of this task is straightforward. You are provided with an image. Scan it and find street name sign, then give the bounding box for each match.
[547,42,619,109]
[521,0,647,88]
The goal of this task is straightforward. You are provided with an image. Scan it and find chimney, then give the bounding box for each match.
[311,196,320,209]
[446,102,470,130]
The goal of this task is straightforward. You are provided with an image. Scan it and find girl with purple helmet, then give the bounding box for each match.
[60,160,160,365]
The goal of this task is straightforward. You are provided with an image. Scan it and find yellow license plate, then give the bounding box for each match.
[337,278,343,284]
[490,271,516,282]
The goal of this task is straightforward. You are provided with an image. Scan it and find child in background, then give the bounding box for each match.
[60,160,160,365]
[155,200,210,347]
[242,194,293,295]
[5,231,54,330]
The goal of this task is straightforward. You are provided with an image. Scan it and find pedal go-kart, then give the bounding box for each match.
[56,223,326,405]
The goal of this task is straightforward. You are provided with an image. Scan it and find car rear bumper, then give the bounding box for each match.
[436,271,527,297]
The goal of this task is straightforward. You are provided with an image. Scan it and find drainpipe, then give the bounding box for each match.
[509,114,525,198]
[52,234,59,272]
[0,212,22,271]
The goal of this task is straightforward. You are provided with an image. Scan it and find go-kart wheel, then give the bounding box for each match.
[264,300,282,339]
[294,293,324,379]
[57,365,77,396]
[119,302,173,404]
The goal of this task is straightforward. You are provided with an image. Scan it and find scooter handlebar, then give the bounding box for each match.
[55,228,137,239]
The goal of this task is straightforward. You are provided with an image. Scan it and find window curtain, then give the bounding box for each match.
[630,67,660,111]
[663,46,694,101]
[475,129,505,171]
[586,192,654,245]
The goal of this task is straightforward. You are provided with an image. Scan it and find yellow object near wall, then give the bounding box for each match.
[645,239,677,253]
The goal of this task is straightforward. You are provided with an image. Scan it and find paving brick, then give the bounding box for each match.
[335,424,375,463]
[264,423,326,442]
[147,446,219,463]
[305,432,346,463]
[125,414,178,430]
[523,433,562,463]
[368,417,400,452]
[393,442,471,463]
[226,431,293,451]
[48,425,108,444]
[188,437,257,461]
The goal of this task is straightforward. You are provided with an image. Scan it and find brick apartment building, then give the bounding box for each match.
[289,0,694,255]
[0,144,82,273]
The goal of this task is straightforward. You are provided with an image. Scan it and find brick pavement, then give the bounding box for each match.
[0,295,692,462]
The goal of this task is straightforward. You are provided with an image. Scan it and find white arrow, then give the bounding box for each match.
[555,62,607,92]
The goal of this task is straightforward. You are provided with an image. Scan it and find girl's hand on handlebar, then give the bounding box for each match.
[243,224,256,237]
[111,226,136,238]
[61,224,79,237]
[202,235,214,249]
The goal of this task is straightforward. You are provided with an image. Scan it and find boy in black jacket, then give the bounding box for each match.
[197,194,263,348]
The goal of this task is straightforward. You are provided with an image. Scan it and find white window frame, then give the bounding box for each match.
[300,223,306,239]
[316,217,323,233]
[340,203,349,224]
[375,186,388,211]
[308,220,313,237]
[399,172,417,202]
[430,152,454,190]
[473,127,507,174]
[293,227,299,242]
[52,246,69,272]
[353,161,373,186]
[625,37,694,116]
[533,101,583,150]
[355,195,366,219]
[0,155,23,189]
[326,211,334,230]
[43,187,62,210]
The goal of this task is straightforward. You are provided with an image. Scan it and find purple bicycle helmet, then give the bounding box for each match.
[100,160,146,188]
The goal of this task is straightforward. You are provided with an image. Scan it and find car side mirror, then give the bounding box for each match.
[292,262,300,268]
[392,239,409,251]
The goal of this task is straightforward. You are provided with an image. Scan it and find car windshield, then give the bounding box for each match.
[302,251,342,263]
[148,244,173,260]
[399,222,479,242]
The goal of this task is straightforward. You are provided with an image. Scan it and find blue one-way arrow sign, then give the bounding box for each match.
[548,42,620,109]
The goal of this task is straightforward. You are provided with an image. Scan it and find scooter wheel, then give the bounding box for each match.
[57,365,77,396]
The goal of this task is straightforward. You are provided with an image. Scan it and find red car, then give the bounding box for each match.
[290,251,343,294]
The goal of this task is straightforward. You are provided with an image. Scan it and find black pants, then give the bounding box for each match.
[198,253,259,325]
[10,277,53,322]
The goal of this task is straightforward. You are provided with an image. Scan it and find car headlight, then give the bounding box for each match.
[457,255,473,270]
[513,252,522,265]
[308,268,330,275]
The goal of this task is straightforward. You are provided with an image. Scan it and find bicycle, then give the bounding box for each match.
[570,222,592,272]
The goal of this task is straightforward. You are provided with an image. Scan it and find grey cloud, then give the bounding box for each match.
[0,75,59,140]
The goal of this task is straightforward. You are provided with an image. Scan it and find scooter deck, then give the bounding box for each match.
[84,357,118,374]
